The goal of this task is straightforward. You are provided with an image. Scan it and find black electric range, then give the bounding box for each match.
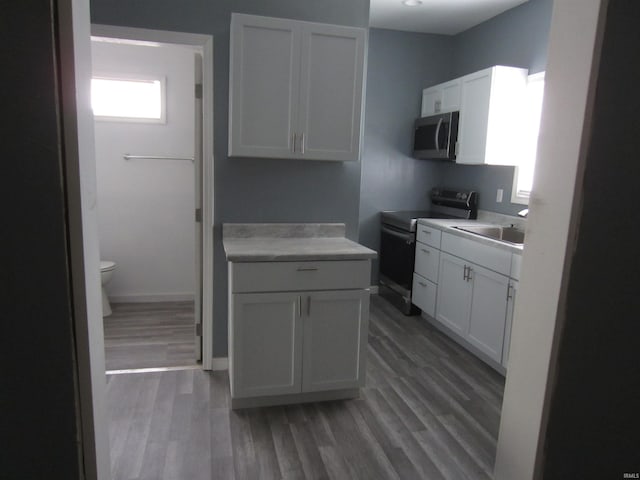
[379,188,478,315]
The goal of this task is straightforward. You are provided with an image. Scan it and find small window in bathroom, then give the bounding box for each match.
[91,76,166,123]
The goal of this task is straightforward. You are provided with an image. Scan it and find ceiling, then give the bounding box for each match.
[369,0,530,35]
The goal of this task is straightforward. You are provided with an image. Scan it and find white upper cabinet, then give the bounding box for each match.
[421,79,461,116]
[229,14,366,162]
[456,66,528,165]
[229,15,301,159]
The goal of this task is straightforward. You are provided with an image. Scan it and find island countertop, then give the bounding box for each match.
[222,223,377,262]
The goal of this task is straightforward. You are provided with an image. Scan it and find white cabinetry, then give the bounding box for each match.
[412,225,442,317]
[456,66,528,165]
[229,14,365,162]
[302,290,369,392]
[435,232,513,365]
[231,292,302,398]
[228,259,370,407]
[421,79,461,116]
[466,263,510,363]
[435,253,472,336]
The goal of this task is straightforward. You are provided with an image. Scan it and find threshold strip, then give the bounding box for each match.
[106,364,201,375]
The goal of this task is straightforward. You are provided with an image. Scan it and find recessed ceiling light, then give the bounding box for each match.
[402,0,423,6]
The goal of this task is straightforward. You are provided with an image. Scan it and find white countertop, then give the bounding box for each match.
[418,218,524,254]
[222,223,377,262]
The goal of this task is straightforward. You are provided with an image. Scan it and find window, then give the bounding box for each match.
[91,76,165,122]
[512,72,545,204]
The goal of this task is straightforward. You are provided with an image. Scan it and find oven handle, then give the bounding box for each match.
[381,225,415,244]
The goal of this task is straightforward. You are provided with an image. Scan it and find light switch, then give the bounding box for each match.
[496,189,504,203]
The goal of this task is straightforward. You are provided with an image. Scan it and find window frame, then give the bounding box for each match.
[91,73,167,124]
[511,71,546,205]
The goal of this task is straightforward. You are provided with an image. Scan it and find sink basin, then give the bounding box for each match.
[454,225,525,245]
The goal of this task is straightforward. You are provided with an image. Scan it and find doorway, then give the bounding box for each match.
[91,25,215,373]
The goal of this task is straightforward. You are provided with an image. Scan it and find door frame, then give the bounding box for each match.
[91,24,215,371]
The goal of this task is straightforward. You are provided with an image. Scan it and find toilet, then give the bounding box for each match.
[100,260,116,317]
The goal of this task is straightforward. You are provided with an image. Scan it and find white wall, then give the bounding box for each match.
[92,41,196,301]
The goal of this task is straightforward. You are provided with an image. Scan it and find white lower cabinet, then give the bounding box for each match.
[436,251,509,364]
[435,253,472,336]
[302,290,369,392]
[228,260,371,406]
[231,292,303,398]
[466,263,509,363]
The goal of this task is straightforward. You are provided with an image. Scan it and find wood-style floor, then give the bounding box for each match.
[106,295,505,479]
[104,301,197,371]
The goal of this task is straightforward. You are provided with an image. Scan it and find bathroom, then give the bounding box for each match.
[93,38,202,371]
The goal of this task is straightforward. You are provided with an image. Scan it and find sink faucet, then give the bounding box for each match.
[518,208,529,218]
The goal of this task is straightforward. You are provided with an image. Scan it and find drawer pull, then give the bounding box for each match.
[296,267,319,272]
[421,248,429,254]
[421,230,431,235]
[418,281,427,287]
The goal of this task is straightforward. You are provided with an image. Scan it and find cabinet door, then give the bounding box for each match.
[441,79,461,112]
[466,263,509,364]
[502,280,518,367]
[231,292,302,398]
[302,290,369,392]
[229,14,301,158]
[436,253,472,335]
[297,23,365,161]
[421,86,442,116]
[456,68,492,165]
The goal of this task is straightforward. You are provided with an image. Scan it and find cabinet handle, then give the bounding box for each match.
[463,265,468,281]
[421,229,431,235]
[418,281,427,287]
[292,133,297,153]
[507,285,514,301]
[298,296,302,317]
[301,133,305,154]
[307,296,311,316]
[421,248,429,254]
[467,267,473,281]
[296,267,318,272]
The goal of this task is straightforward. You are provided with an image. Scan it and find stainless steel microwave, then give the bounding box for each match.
[413,111,459,160]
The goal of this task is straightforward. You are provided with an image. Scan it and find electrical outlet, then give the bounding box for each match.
[496,189,504,203]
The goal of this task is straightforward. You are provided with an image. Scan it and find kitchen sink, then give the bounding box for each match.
[454,225,525,245]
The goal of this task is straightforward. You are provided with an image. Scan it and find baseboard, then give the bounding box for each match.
[370,285,379,294]
[211,357,228,371]
[231,388,359,409]
[110,293,195,303]
[421,312,506,376]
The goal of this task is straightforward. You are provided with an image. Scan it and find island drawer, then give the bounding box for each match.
[230,260,371,293]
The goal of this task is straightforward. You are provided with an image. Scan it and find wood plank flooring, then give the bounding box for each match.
[104,301,197,371]
[106,295,505,479]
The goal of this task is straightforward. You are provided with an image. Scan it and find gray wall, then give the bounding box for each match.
[542,0,640,475]
[440,0,554,215]
[1,1,81,477]
[359,28,454,280]
[90,0,369,356]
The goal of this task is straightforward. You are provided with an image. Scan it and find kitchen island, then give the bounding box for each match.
[223,223,376,409]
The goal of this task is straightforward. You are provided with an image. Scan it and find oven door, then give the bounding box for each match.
[379,224,416,292]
